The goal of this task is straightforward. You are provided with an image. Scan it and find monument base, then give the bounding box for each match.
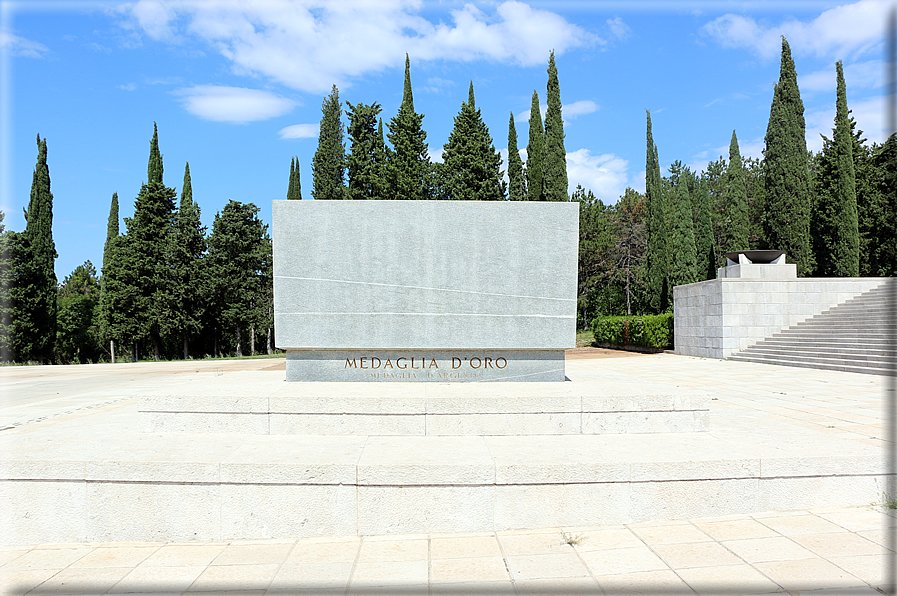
[286,349,565,382]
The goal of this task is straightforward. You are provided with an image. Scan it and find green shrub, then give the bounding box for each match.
[590,313,674,350]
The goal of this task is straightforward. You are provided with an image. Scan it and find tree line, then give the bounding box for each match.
[1,42,893,362]
[577,37,895,327]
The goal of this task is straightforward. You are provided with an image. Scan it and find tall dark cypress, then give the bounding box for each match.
[440,82,504,201]
[763,36,813,275]
[172,162,206,359]
[725,131,750,252]
[812,61,859,276]
[526,90,544,201]
[386,54,431,200]
[287,157,302,200]
[99,192,120,362]
[312,85,346,200]
[645,111,667,312]
[148,122,163,185]
[543,51,568,201]
[13,135,57,363]
[667,177,698,289]
[692,177,716,280]
[507,112,525,201]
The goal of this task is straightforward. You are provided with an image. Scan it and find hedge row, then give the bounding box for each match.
[590,313,674,350]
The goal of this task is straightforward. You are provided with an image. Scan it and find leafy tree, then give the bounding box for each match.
[763,37,813,275]
[206,201,269,357]
[171,162,207,358]
[386,54,431,200]
[439,82,505,201]
[287,157,302,200]
[346,101,386,200]
[312,85,346,200]
[526,90,544,201]
[121,123,178,360]
[12,134,57,363]
[868,134,897,276]
[856,129,894,276]
[55,261,101,364]
[542,51,568,201]
[608,188,647,315]
[724,131,750,253]
[644,111,667,312]
[507,112,525,201]
[573,186,614,325]
[811,61,859,276]
[667,175,698,289]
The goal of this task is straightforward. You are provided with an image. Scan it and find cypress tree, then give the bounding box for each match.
[526,90,544,201]
[725,131,750,252]
[122,124,178,360]
[644,111,667,312]
[99,192,119,361]
[507,112,525,201]
[543,51,568,201]
[374,119,388,200]
[667,176,698,289]
[312,85,346,200]
[0,212,12,362]
[346,101,384,200]
[692,177,716,280]
[171,162,206,359]
[13,134,57,363]
[386,54,431,200]
[287,157,302,200]
[811,61,859,276]
[440,82,505,201]
[763,36,813,275]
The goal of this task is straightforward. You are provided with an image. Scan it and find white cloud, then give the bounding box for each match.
[564,148,630,203]
[118,82,137,91]
[173,85,296,123]
[0,32,49,58]
[124,0,598,94]
[702,0,889,60]
[800,60,882,93]
[804,95,886,151]
[278,123,318,139]
[606,16,630,40]
[709,136,765,165]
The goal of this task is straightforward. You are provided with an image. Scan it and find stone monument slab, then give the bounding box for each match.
[273,200,579,381]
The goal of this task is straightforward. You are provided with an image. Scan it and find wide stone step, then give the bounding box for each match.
[727,354,893,376]
[748,343,896,357]
[736,348,892,367]
[138,372,711,436]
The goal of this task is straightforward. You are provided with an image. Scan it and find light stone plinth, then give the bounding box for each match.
[273,200,579,381]
[673,277,889,359]
[285,349,565,382]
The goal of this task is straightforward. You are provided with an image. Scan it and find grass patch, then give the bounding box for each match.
[575,329,595,347]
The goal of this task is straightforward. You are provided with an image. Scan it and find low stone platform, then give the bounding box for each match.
[138,373,710,435]
[1,356,889,546]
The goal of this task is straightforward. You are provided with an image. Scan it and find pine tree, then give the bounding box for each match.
[526,90,544,201]
[644,111,667,312]
[725,131,750,252]
[440,82,505,201]
[312,85,346,200]
[386,54,431,200]
[54,261,101,364]
[763,37,813,275]
[99,192,119,361]
[122,124,178,360]
[507,112,525,201]
[171,162,207,358]
[287,157,302,200]
[12,134,57,363]
[346,101,385,200]
[543,51,568,201]
[811,61,859,277]
[667,176,698,289]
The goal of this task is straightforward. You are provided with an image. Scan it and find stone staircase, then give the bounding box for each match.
[728,282,895,375]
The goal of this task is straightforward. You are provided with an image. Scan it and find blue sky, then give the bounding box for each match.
[0,0,890,280]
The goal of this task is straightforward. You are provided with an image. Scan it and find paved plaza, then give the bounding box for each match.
[1,353,894,595]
